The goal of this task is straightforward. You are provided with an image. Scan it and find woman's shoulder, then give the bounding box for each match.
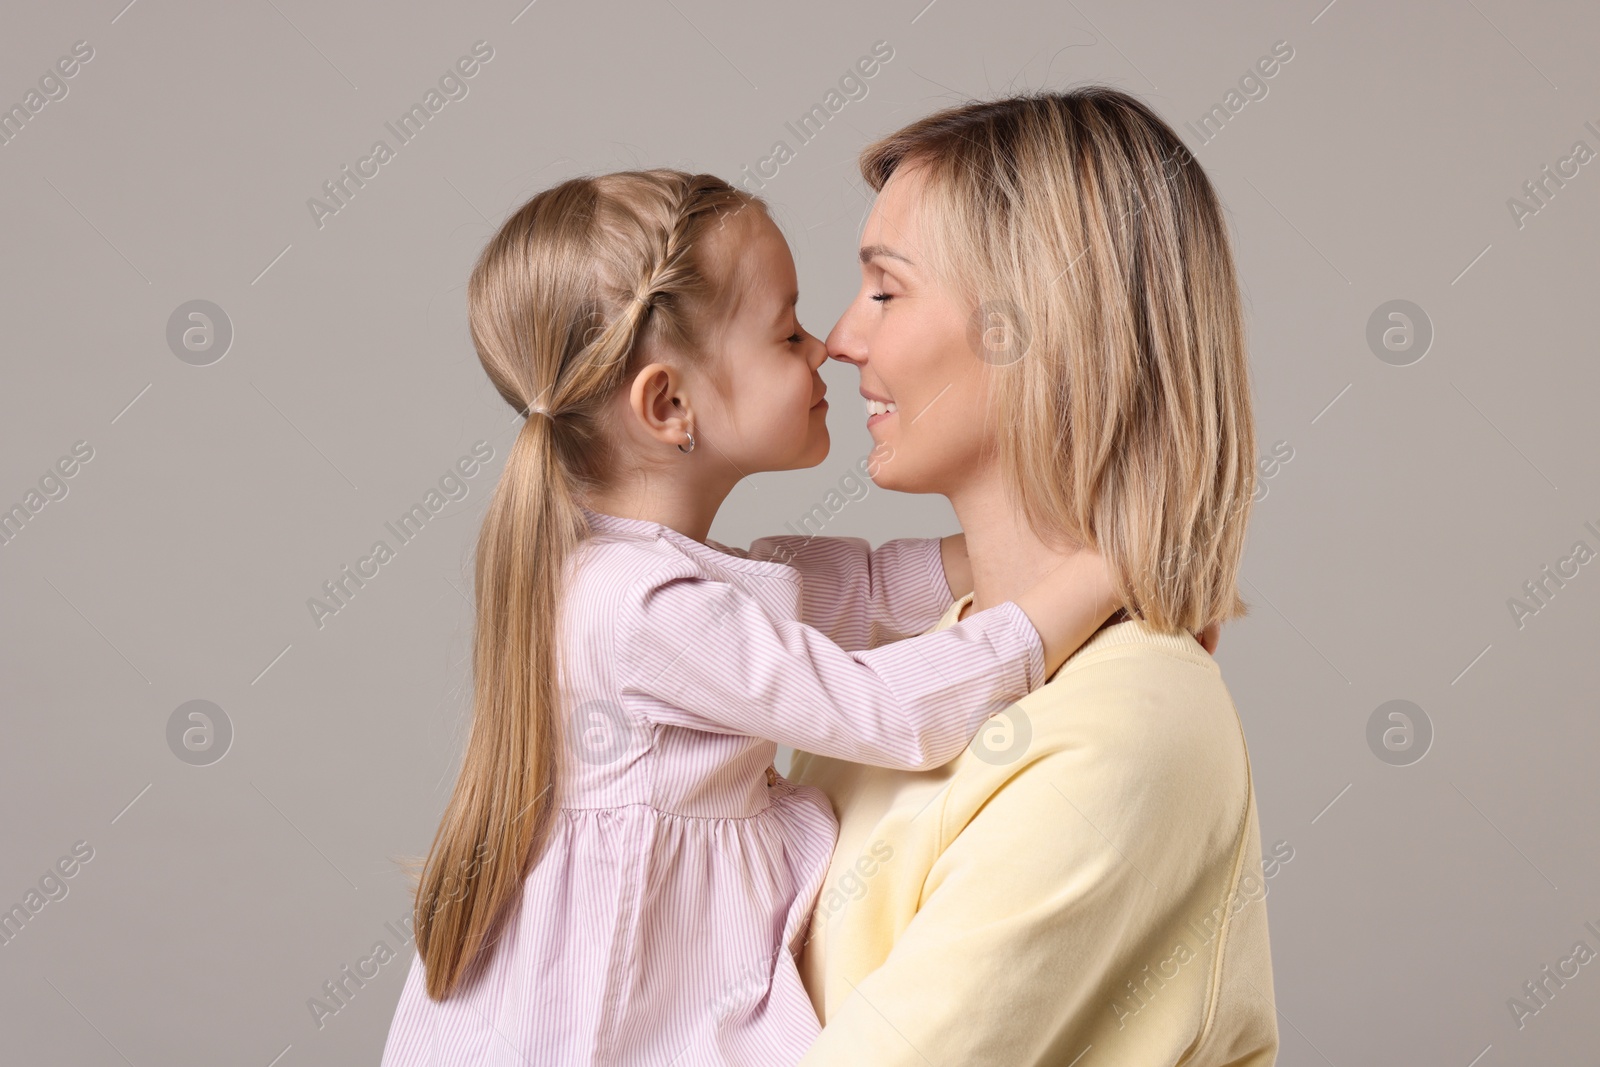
[947,620,1253,835]
[1039,618,1242,753]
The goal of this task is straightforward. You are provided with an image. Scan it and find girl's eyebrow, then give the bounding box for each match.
[771,291,799,324]
[859,244,913,266]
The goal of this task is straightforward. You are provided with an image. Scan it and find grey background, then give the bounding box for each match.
[1,0,1596,1063]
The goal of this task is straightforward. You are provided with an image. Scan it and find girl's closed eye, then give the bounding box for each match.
[870,291,893,303]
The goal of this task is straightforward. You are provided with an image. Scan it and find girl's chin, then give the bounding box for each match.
[763,434,830,473]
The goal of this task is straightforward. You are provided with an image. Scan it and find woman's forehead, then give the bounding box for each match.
[863,169,927,259]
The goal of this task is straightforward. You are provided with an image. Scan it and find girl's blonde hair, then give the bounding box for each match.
[406,169,762,1000]
[861,87,1257,634]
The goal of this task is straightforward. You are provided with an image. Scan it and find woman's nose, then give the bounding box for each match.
[826,315,863,366]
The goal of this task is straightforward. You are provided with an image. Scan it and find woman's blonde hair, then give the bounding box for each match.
[861,87,1256,634]
[404,169,761,1000]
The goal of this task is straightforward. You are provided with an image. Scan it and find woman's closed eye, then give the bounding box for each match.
[870,291,893,304]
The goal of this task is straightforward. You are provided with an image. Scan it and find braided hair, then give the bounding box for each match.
[404,170,763,1001]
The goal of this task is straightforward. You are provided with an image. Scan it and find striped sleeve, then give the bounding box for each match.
[618,569,1044,771]
[707,535,953,651]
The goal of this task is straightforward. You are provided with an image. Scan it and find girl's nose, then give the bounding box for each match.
[806,331,829,370]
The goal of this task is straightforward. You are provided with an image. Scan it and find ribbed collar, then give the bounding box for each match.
[946,591,1216,676]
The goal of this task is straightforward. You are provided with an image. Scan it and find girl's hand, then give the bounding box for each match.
[1012,548,1121,679]
[938,534,973,600]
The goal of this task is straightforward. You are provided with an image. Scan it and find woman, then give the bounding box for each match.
[790,88,1279,1065]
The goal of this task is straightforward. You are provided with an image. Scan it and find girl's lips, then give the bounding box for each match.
[811,397,828,410]
[867,408,895,428]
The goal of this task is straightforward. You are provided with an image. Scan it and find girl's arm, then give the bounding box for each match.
[617,553,1110,771]
[706,534,963,651]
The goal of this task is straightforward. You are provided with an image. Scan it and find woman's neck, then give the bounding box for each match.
[949,475,1095,617]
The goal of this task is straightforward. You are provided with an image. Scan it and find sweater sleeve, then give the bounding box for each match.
[617,568,1043,771]
[706,535,952,651]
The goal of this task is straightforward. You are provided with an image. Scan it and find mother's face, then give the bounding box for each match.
[826,165,996,497]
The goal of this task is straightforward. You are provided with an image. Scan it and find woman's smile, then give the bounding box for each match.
[862,389,898,426]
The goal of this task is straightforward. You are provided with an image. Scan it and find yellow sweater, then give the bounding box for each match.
[789,594,1279,1066]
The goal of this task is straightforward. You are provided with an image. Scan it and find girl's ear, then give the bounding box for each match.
[627,361,694,450]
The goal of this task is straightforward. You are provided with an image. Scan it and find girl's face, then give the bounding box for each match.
[825,165,994,496]
[692,209,832,474]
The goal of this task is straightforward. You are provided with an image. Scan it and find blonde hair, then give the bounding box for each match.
[405,169,761,1000]
[860,87,1256,634]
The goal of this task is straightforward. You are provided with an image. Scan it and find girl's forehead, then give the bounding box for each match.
[724,216,795,316]
[698,224,795,360]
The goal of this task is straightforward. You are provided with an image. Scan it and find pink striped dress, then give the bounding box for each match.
[380,506,1046,1066]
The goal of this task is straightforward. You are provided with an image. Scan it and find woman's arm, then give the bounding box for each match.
[797,772,1235,1064]
[795,673,1272,1066]
[708,533,960,651]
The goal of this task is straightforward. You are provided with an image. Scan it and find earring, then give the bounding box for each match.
[677,427,696,454]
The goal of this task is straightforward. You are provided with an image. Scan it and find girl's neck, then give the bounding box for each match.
[580,479,732,545]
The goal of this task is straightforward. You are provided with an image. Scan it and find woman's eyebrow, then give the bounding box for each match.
[858,244,913,266]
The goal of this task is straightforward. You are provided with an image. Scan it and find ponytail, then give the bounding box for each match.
[402,169,760,999]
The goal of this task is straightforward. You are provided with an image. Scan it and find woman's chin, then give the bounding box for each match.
[864,450,920,495]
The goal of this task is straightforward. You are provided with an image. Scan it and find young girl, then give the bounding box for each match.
[380,169,1120,1066]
